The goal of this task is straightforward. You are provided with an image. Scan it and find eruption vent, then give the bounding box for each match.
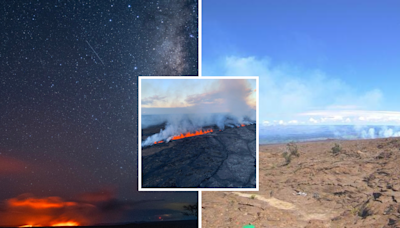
[171,129,213,140]
[153,129,214,144]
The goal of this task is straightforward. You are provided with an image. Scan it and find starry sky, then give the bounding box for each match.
[0,0,197,226]
[203,0,400,126]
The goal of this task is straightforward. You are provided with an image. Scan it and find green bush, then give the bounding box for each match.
[331,143,342,155]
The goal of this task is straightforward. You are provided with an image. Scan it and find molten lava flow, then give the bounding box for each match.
[152,125,250,144]
[171,129,213,140]
[52,221,79,226]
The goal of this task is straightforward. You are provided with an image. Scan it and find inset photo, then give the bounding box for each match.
[139,76,258,190]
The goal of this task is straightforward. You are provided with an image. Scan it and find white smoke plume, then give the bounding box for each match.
[356,126,400,139]
[141,79,256,147]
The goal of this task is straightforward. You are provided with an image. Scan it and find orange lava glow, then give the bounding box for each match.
[152,124,250,145]
[8,197,77,209]
[19,221,79,227]
[171,129,213,140]
[52,221,79,226]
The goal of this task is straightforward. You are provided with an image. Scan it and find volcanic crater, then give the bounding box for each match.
[141,123,256,188]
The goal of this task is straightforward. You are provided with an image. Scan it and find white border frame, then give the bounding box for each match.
[198,191,202,227]
[138,76,259,192]
[198,0,202,77]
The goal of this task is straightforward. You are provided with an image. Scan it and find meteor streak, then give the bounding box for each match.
[86,40,104,65]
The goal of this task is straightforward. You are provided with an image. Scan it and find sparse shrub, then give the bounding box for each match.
[282,142,299,166]
[282,151,292,166]
[250,194,256,199]
[331,143,342,155]
[287,142,299,157]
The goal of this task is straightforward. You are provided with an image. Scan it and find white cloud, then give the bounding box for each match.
[300,110,400,125]
[204,56,384,124]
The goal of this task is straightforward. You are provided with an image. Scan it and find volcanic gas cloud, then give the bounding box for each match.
[142,79,256,147]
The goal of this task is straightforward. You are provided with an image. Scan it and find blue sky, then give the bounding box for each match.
[203,0,400,125]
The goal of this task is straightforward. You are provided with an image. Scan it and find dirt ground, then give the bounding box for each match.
[202,138,400,228]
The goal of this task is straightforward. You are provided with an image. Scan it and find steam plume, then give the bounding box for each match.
[141,79,256,147]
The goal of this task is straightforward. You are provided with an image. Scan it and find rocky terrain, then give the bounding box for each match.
[141,124,256,188]
[202,138,400,227]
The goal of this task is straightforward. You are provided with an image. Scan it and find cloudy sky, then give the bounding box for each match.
[202,0,400,126]
[141,78,256,115]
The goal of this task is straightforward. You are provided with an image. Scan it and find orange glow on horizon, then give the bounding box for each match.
[52,221,79,226]
[154,140,164,144]
[19,221,80,227]
[8,197,77,209]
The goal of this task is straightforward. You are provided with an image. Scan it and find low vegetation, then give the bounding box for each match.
[282,142,299,166]
[331,143,342,155]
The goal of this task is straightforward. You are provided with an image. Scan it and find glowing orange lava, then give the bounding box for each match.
[8,197,77,209]
[52,221,79,226]
[152,124,251,145]
[19,221,79,227]
[171,129,213,140]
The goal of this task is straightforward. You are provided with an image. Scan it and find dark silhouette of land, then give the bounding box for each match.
[2,220,198,228]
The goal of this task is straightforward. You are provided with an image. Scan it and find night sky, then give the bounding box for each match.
[0,0,198,226]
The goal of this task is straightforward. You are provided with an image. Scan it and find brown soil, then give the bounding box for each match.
[202,138,400,228]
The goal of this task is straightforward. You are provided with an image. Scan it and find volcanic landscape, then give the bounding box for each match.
[141,123,256,188]
[202,137,400,227]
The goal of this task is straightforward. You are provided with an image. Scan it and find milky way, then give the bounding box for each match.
[0,0,198,225]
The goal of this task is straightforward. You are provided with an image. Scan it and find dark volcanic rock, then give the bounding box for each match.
[142,124,256,188]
